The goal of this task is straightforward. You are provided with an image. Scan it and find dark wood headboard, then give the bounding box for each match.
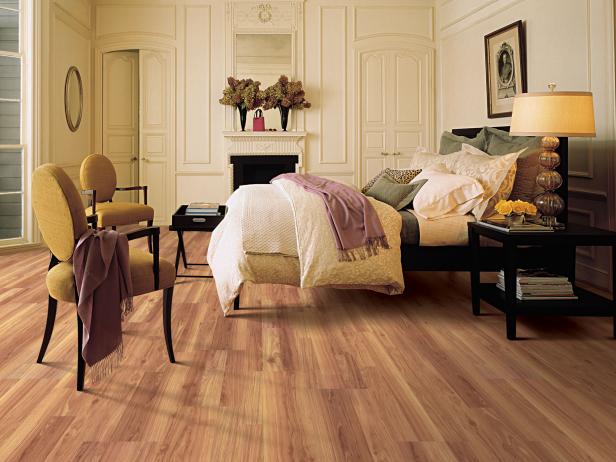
[451,126,569,225]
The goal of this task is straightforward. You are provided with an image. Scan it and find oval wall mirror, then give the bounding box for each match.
[64,66,83,132]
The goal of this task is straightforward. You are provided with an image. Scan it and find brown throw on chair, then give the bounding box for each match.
[73,229,133,382]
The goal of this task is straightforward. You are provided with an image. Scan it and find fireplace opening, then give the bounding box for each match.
[231,155,298,191]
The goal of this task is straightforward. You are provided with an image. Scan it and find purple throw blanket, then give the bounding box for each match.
[273,173,389,261]
[73,229,133,382]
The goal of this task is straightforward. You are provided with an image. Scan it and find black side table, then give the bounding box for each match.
[169,205,226,279]
[468,222,616,340]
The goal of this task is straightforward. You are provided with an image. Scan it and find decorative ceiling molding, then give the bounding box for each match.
[232,2,297,31]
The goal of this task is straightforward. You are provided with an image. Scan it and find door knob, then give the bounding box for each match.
[140,157,148,162]
[130,156,138,162]
[381,151,389,156]
[393,151,401,156]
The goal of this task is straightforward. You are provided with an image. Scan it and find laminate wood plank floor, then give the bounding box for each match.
[0,229,615,461]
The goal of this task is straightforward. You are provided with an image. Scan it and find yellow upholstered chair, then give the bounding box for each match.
[32,164,176,391]
[79,154,154,230]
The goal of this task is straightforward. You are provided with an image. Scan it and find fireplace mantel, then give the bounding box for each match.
[223,131,306,191]
[223,131,306,155]
[223,131,307,138]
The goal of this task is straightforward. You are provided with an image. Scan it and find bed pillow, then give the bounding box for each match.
[457,144,522,219]
[409,164,485,220]
[439,129,487,155]
[365,174,428,210]
[361,168,422,194]
[408,148,462,172]
[484,127,543,202]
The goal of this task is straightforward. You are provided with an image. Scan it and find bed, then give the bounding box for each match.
[208,126,571,314]
[400,127,569,272]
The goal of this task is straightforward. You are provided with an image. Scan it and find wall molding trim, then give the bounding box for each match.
[569,187,608,201]
[53,3,91,39]
[439,0,524,39]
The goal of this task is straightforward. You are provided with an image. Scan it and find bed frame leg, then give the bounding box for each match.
[233,296,240,310]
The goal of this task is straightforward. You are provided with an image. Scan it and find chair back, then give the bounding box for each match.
[80,154,117,202]
[32,164,88,261]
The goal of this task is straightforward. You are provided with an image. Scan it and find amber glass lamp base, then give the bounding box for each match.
[534,136,565,229]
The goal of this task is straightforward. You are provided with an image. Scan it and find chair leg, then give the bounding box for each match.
[162,287,175,363]
[147,219,154,253]
[37,296,58,363]
[77,315,85,391]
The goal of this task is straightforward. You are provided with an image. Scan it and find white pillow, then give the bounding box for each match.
[408,147,462,172]
[456,143,522,220]
[410,164,485,220]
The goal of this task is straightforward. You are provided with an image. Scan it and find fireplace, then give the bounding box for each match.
[223,131,306,193]
[230,155,299,191]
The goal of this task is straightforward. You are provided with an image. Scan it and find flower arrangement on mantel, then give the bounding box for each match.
[261,75,311,131]
[494,199,538,225]
[219,77,263,131]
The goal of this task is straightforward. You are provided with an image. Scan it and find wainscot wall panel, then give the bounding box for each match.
[184,6,211,166]
[95,5,176,39]
[354,5,434,42]
[318,6,347,166]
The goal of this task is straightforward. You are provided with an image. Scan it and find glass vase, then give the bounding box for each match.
[506,214,525,226]
[279,106,290,131]
[237,105,248,131]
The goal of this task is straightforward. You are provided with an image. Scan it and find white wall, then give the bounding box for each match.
[41,0,93,186]
[439,0,616,291]
[89,0,436,209]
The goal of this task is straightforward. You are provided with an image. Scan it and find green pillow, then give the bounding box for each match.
[439,129,487,154]
[365,174,428,210]
[484,126,542,155]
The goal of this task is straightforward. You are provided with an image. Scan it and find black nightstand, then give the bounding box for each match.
[468,222,616,340]
[169,205,226,279]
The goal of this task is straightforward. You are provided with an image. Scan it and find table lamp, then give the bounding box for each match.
[510,84,595,228]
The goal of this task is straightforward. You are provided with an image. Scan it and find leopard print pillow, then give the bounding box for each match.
[362,168,422,193]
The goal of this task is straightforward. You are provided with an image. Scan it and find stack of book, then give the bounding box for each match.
[478,218,553,233]
[185,202,220,216]
[496,269,577,300]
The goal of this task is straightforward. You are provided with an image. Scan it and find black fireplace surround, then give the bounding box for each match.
[231,155,298,191]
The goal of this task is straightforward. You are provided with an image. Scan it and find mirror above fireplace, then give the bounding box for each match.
[227,1,304,132]
[235,33,292,87]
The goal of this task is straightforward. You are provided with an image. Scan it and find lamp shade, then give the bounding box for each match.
[510,91,596,137]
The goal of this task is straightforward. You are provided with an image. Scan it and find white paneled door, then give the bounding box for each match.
[102,51,139,203]
[139,49,173,224]
[360,46,433,184]
[102,49,174,224]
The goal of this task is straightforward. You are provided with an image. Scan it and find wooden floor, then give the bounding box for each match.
[0,230,615,461]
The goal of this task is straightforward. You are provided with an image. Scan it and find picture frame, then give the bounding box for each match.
[484,20,527,118]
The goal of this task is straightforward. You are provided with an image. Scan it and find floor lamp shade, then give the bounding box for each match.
[510,91,596,228]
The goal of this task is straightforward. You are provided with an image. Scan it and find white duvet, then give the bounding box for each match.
[207,179,405,315]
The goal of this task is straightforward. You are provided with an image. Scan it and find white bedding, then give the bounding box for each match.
[207,180,405,315]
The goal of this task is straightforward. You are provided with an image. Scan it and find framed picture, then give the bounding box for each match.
[484,20,527,118]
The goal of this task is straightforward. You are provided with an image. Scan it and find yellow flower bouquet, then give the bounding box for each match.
[495,199,537,217]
